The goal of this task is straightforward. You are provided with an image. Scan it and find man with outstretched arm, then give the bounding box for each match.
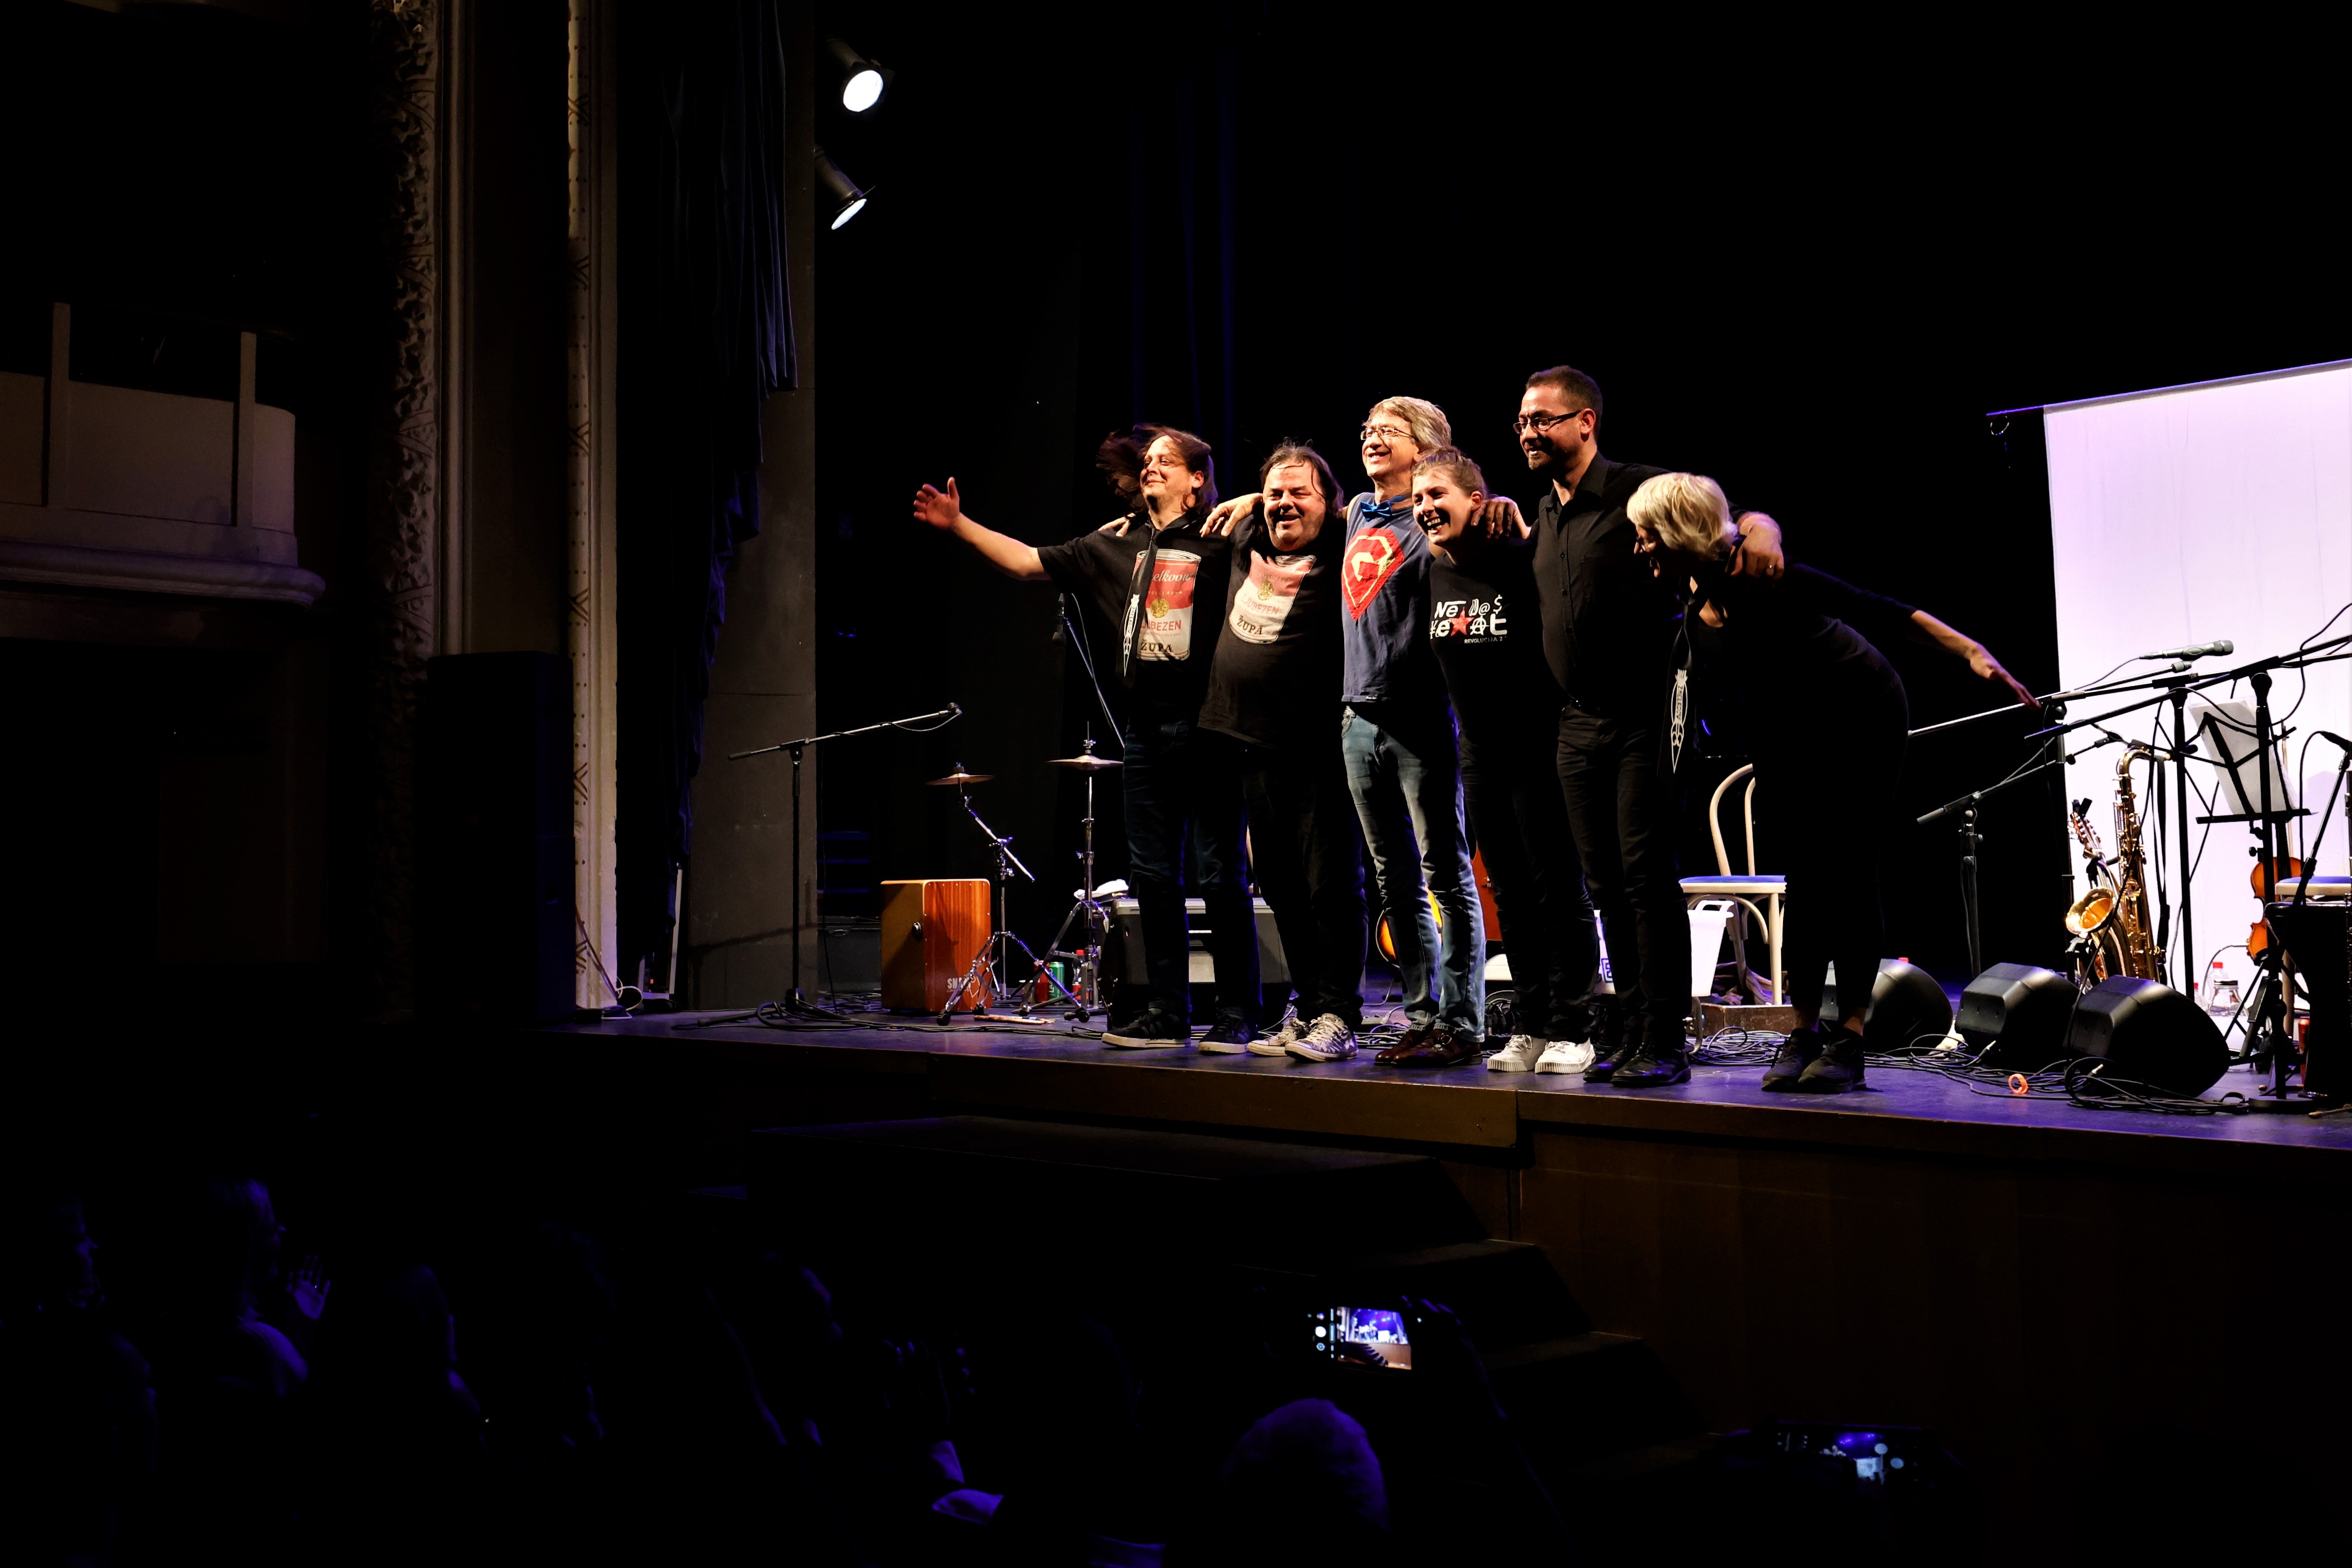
[911,427,1261,1050]
[1206,399,1485,1068]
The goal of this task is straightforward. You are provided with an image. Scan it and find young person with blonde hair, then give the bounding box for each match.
[1627,471,2037,1090]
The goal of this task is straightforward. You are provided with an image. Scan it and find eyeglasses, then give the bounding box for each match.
[1511,410,1588,434]
[1359,423,1413,444]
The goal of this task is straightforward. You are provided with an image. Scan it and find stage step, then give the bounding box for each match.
[746,1115,1490,1269]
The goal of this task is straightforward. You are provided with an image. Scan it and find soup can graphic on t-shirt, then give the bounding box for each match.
[1230,550,1313,644]
[1136,548,1200,661]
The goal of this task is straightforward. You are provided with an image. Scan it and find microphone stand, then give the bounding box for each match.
[1918,726,2131,977]
[708,703,962,1020]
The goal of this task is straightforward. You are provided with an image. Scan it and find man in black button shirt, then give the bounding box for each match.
[912,427,1259,1050]
[1512,365,1782,1087]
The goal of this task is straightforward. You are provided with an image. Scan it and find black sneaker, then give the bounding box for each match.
[1196,1015,1259,1054]
[1608,1041,1692,1088]
[1761,1026,1822,1092]
[1795,1027,1867,1091]
[1101,1005,1190,1049]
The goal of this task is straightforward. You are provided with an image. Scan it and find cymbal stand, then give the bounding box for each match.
[938,779,1064,1024]
[1039,735,1113,1021]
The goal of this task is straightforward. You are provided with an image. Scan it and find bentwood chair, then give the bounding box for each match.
[1679,763,1785,1004]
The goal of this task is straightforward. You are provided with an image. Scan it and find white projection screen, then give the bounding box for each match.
[2043,361,2352,1003]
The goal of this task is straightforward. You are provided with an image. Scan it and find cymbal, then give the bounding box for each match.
[1045,754,1124,772]
[925,770,993,786]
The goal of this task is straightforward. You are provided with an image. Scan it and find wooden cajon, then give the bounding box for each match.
[880,878,991,1011]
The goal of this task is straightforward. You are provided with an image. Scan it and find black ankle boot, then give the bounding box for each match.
[1608,1040,1691,1089]
[1761,1026,1820,1092]
[1795,1027,1867,1092]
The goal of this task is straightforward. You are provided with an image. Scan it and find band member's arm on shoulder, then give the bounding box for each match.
[1473,497,1529,539]
[1201,492,1261,537]
[911,477,1051,582]
[1906,607,2041,710]
[1727,512,1784,578]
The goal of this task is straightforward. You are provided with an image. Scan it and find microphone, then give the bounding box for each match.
[2316,729,2352,764]
[2136,640,2233,661]
[1052,592,1067,643]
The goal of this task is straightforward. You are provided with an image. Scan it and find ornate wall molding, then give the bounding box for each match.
[365,0,440,1018]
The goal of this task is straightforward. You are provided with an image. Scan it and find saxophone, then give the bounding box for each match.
[2110,745,2163,981]
[2063,746,2164,984]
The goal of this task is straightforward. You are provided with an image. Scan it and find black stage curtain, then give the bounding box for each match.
[617,0,797,978]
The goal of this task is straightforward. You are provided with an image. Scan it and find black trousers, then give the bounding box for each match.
[1460,720,1599,1042]
[1556,703,1687,1048]
[1208,728,1367,1026]
[1762,685,1908,1025]
[1120,706,1259,1024]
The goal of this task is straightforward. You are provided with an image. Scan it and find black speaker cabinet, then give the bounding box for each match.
[2272,902,2349,1095]
[419,652,577,1024]
[1822,959,1952,1051]
[1957,963,2077,1068]
[2067,976,2228,1097]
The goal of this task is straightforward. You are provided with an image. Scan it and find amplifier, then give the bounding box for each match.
[2272,901,2349,1094]
[879,879,990,1011]
[1109,897,1288,985]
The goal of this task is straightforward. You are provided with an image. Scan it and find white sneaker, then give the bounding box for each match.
[1286,1014,1359,1063]
[1535,1039,1596,1074]
[1248,1010,1302,1057]
[1486,1034,1546,1072]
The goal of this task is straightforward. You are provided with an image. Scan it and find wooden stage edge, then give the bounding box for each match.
[540,1010,2352,1182]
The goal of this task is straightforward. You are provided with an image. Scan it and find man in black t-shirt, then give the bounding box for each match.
[912,426,1259,1048]
[1195,443,1369,1064]
[1412,449,1602,1075]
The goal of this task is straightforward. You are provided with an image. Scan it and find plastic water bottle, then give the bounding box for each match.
[2207,970,2241,1028]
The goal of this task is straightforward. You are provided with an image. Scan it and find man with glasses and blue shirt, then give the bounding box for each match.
[1208,398,1486,1068]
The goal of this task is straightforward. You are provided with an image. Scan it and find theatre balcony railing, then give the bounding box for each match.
[0,302,324,605]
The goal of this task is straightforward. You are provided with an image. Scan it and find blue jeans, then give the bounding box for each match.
[1122,707,1259,1025]
[1340,702,1485,1034]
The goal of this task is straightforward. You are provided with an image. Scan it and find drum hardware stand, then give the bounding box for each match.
[938,769,1063,1024]
[702,704,961,1024]
[1038,734,1115,1021]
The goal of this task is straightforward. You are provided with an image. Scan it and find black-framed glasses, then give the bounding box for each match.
[1511,410,1588,434]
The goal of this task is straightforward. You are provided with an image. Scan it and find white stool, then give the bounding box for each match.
[1680,763,1785,1004]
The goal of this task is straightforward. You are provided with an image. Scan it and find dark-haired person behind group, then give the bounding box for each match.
[913,426,1262,1049]
[1193,443,1369,1062]
[1410,449,1602,1073]
[1628,472,2038,1090]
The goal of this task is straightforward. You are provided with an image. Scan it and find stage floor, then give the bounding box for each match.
[546,1007,2352,1174]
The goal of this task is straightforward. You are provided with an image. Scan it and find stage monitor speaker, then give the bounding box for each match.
[2271,901,2349,1095]
[1110,896,1289,988]
[1822,959,1952,1051]
[1956,963,2077,1068]
[418,652,576,1024]
[2066,976,2228,1098]
[880,879,990,1011]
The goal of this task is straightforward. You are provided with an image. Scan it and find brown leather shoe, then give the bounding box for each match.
[1374,1021,1435,1065]
[1386,1025,1482,1069]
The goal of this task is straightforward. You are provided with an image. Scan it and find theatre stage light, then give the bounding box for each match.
[825,37,889,113]
[815,146,869,230]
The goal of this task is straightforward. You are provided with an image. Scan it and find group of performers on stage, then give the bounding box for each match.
[913,366,2037,1092]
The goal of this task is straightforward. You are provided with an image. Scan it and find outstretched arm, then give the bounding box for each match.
[1908,608,2040,710]
[1729,512,1783,577]
[911,478,1050,582]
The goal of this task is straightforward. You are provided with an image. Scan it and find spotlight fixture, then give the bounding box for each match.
[814,146,869,230]
[824,36,889,113]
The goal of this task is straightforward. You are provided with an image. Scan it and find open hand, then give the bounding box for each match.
[1973,647,2042,711]
[912,478,964,531]
[1475,498,1527,540]
[1728,512,1785,578]
[1203,493,1259,536]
